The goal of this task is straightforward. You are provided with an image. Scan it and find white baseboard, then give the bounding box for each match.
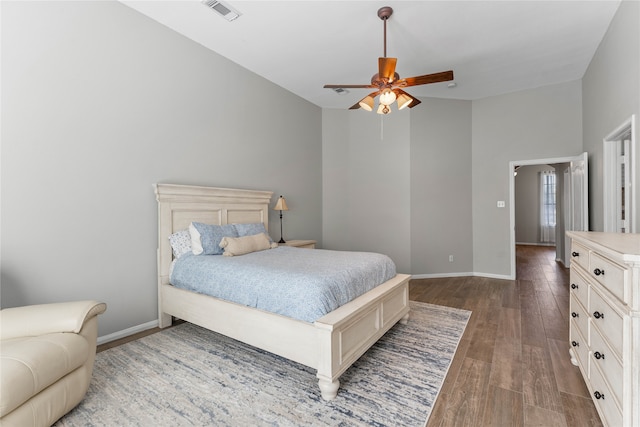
[515,242,556,247]
[411,271,513,280]
[97,319,158,345]
[411,272,474,279]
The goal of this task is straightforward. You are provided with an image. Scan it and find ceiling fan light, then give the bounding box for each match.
[397,93,412,110]
[379,89,396,106]
[358,95,375,111]
[377,104,391,115]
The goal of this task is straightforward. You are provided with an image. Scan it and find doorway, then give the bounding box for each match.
[509,153,589,279]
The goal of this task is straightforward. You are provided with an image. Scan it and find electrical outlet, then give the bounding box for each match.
[449,255,454,262]
[497,201,506,208]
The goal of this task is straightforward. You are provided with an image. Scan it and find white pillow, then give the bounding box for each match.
[219,233,277,257]
[189,223,204,255]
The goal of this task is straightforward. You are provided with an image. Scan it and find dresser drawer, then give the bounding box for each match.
[570,294,589,342]
[567,231,640,427]
[589,288,624,359]
[570,268,589,309]
[590,252,627,304]
[590,326,623,406]
[590,361,623,427]
[570,320,589,372]
[570,241,590,271]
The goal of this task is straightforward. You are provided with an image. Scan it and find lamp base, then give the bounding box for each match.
[278,238,286,244]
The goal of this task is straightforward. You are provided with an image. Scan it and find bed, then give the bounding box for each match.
[154,183,411,400]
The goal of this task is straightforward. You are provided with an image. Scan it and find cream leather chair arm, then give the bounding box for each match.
[0,300,107,340]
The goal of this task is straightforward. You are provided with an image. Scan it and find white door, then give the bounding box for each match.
[564,152,589,263]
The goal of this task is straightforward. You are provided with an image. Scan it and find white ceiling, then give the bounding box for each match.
[121,0,621,109]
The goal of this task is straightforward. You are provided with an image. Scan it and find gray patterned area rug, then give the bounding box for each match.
[56,301,470,427]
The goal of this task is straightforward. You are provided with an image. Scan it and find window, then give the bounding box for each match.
[540,170,556,243]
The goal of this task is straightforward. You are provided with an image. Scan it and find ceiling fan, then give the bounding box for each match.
[324,6,454,114]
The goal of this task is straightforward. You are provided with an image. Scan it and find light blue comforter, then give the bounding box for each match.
[170,246,397,323]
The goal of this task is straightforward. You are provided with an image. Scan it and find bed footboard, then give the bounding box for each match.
[314,273,411,400]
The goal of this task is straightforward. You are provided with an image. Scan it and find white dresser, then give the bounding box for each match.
[567,231,640,427]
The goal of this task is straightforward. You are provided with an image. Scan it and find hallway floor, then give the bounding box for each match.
[410,245,602,426]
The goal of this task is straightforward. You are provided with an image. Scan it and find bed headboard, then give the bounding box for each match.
[154,183,274,284]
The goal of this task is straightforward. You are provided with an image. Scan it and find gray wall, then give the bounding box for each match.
[322,110,412,273]
[1,1,322,337]
[322,98,472,276]
[582,0,640,232]
[472,81,583,277]
[324,81,582,279]
[410,99,473,276]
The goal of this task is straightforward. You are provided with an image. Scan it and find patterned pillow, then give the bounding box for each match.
[189,222,238,255]
[233,223,274,243]
[168,229,192,259]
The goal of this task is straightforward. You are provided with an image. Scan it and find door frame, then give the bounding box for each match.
[603,114,636,233]
[509,154,587,279]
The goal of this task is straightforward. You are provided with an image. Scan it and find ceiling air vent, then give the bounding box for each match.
[201,0,241,22]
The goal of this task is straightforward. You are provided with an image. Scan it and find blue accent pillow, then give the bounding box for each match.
[233,223,274,243]
[191,222,238,255]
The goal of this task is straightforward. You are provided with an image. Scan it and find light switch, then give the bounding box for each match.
[497,201,505,208]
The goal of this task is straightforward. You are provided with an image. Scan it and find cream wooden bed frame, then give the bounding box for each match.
[154,183,411,400]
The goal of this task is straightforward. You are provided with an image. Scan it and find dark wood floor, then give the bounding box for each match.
[411,245,602,426]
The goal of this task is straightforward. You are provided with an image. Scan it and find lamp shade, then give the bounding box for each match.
[377,103,390,115]
[273,195,288,211]
[358,95,375,111]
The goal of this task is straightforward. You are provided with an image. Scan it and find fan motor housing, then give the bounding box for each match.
[371,72,400,86]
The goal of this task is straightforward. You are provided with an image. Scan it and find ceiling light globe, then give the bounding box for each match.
[379,89,396,106]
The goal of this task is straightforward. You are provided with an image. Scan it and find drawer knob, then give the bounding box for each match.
[571,284,578,289]
[593,311,604,319]
[571,312,579,318]
[594,391,605,400]
[571,340,579,347]
[594,351,605,360]
[593,268,605,276]
[572,251,579,257]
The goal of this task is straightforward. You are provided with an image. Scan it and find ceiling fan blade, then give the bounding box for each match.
[378,57,397,81]
[397,70,454,87]
[324,84,377,89]
[407,97,422,108]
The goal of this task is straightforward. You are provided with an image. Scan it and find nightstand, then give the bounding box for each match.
[279,240,316,249]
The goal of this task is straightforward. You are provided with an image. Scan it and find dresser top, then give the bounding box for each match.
[567,231,640,261]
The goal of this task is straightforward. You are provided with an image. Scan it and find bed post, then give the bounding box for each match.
[155,184,174,328]
[315,324,340,400]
